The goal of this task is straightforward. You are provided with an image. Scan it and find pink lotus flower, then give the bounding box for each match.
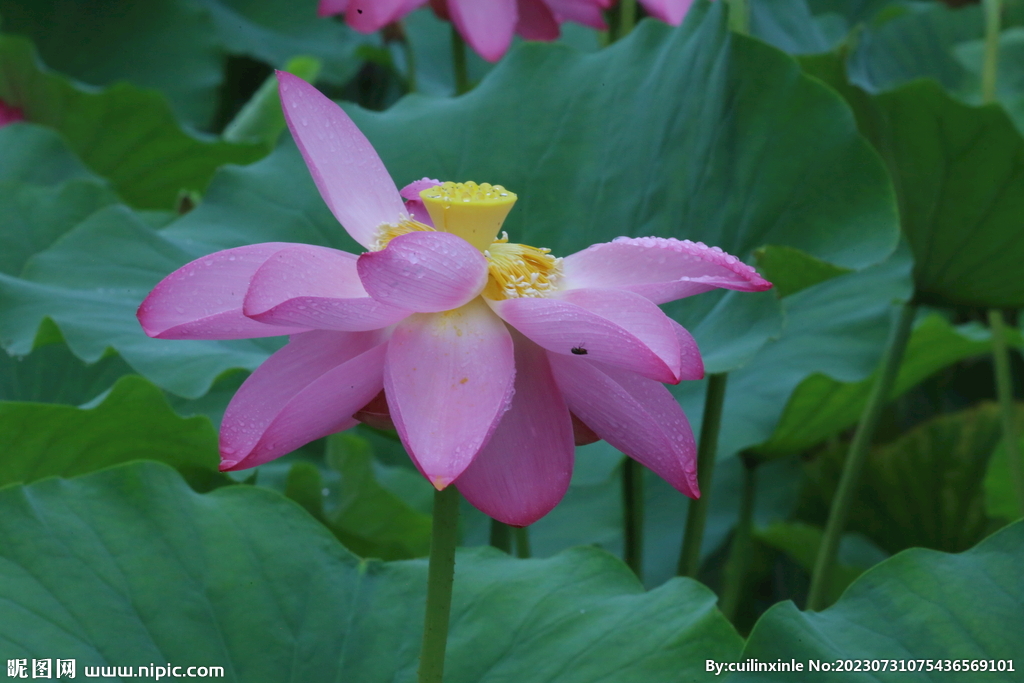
[0,100,24,126]
[319,0,614,62]
[320,1,698,62]
[642,0,697,24]
[137,72,770,526]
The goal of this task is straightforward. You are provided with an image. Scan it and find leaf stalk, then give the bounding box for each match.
[807,302,916,611]
[988,309,1024,518]
[418,485,460,683]
[678,372,729,578]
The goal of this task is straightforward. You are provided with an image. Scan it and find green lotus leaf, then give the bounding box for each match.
[708,247,912,462]
[0,375,220,489]
[0,461,743,681]
[805,50,1024,308]
[0,0,367,127]
[847,1,982,95]
[0,336,132,405]
[983,424,1024,522]
[760,314,1023,457]
[799,403,1013,555]
[0,36,264,208]
[735,521,1024,681]
[0,122,96,186]
[0,203,278,398]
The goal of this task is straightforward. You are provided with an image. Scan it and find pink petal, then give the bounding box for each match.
[447,0,518,62]
[0,100,24,126]
[571,413,600,445]
[400,177,442,200]
[515,0,560,40]
[345,0,422,32]
[352,389,395,431]
[244,244,411,331]
[220,329,388,470]
[384,299,516,488]
[277,71,406,250]
[357,231,488,313]
[455,332,574,526]
[562,237,772,305]
[490,288,682,383]
[317,0,348,17]
[400,177,441,226]
[137,243,311,340]
[670,318,704,381]
[550,355,699,497]
[543,0,607,28]
[638,0,696,24]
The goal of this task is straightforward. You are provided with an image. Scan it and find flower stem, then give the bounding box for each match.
[450,25,470,96]
[807,302,916,611]
[489,518,512,553]
[678,372,729,578]
[417,485,460,683]
[726,0,750,35]
[401,27,418,94]
[616,0,637,41]
[982,0,1003,104]
[980,0,1018,514]
[513,526,532,558]
[720,454,757,621]
[988,309,1024,518]
[622,457,645,579]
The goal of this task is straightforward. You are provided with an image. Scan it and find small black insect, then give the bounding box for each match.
[570,344,588,356]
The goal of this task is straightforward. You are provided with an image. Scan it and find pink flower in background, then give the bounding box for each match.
[320,0,613,62]
[138,73,771,526]
[637,0,696,25]
[320,0,698,61]
[317,0,426,32]
[0,100,24,126]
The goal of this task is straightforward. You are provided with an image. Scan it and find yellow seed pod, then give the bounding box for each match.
[420,181,518,252]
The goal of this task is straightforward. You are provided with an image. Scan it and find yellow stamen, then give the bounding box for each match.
[483,233,563,300]
[420,181,517,252]
[372,217,434,251]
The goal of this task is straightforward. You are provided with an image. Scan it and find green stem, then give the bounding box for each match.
[622,457,645,579]
[513,526,531,559]
[678,373,729,577]
[489,518,512,554]
[616,0,637,41]
[450,25,470,96]
[417,485,460,683]
[720,455,757,621]
[726,0,750,35]
[401,28,418,94]
[982,0,1002,104]
[988,309,1024,518]
[807,302,916,611]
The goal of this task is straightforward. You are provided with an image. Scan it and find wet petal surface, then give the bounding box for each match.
[490,288,682,383]
[562,237,771,305]
[137,243,309,340]
[384,299,515,488]
[244,244,410,331]
[220,330,387,470]
[456,333,574,526]
[278,71,405,249]
[550,355,698,498]
[358,232,488,313]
